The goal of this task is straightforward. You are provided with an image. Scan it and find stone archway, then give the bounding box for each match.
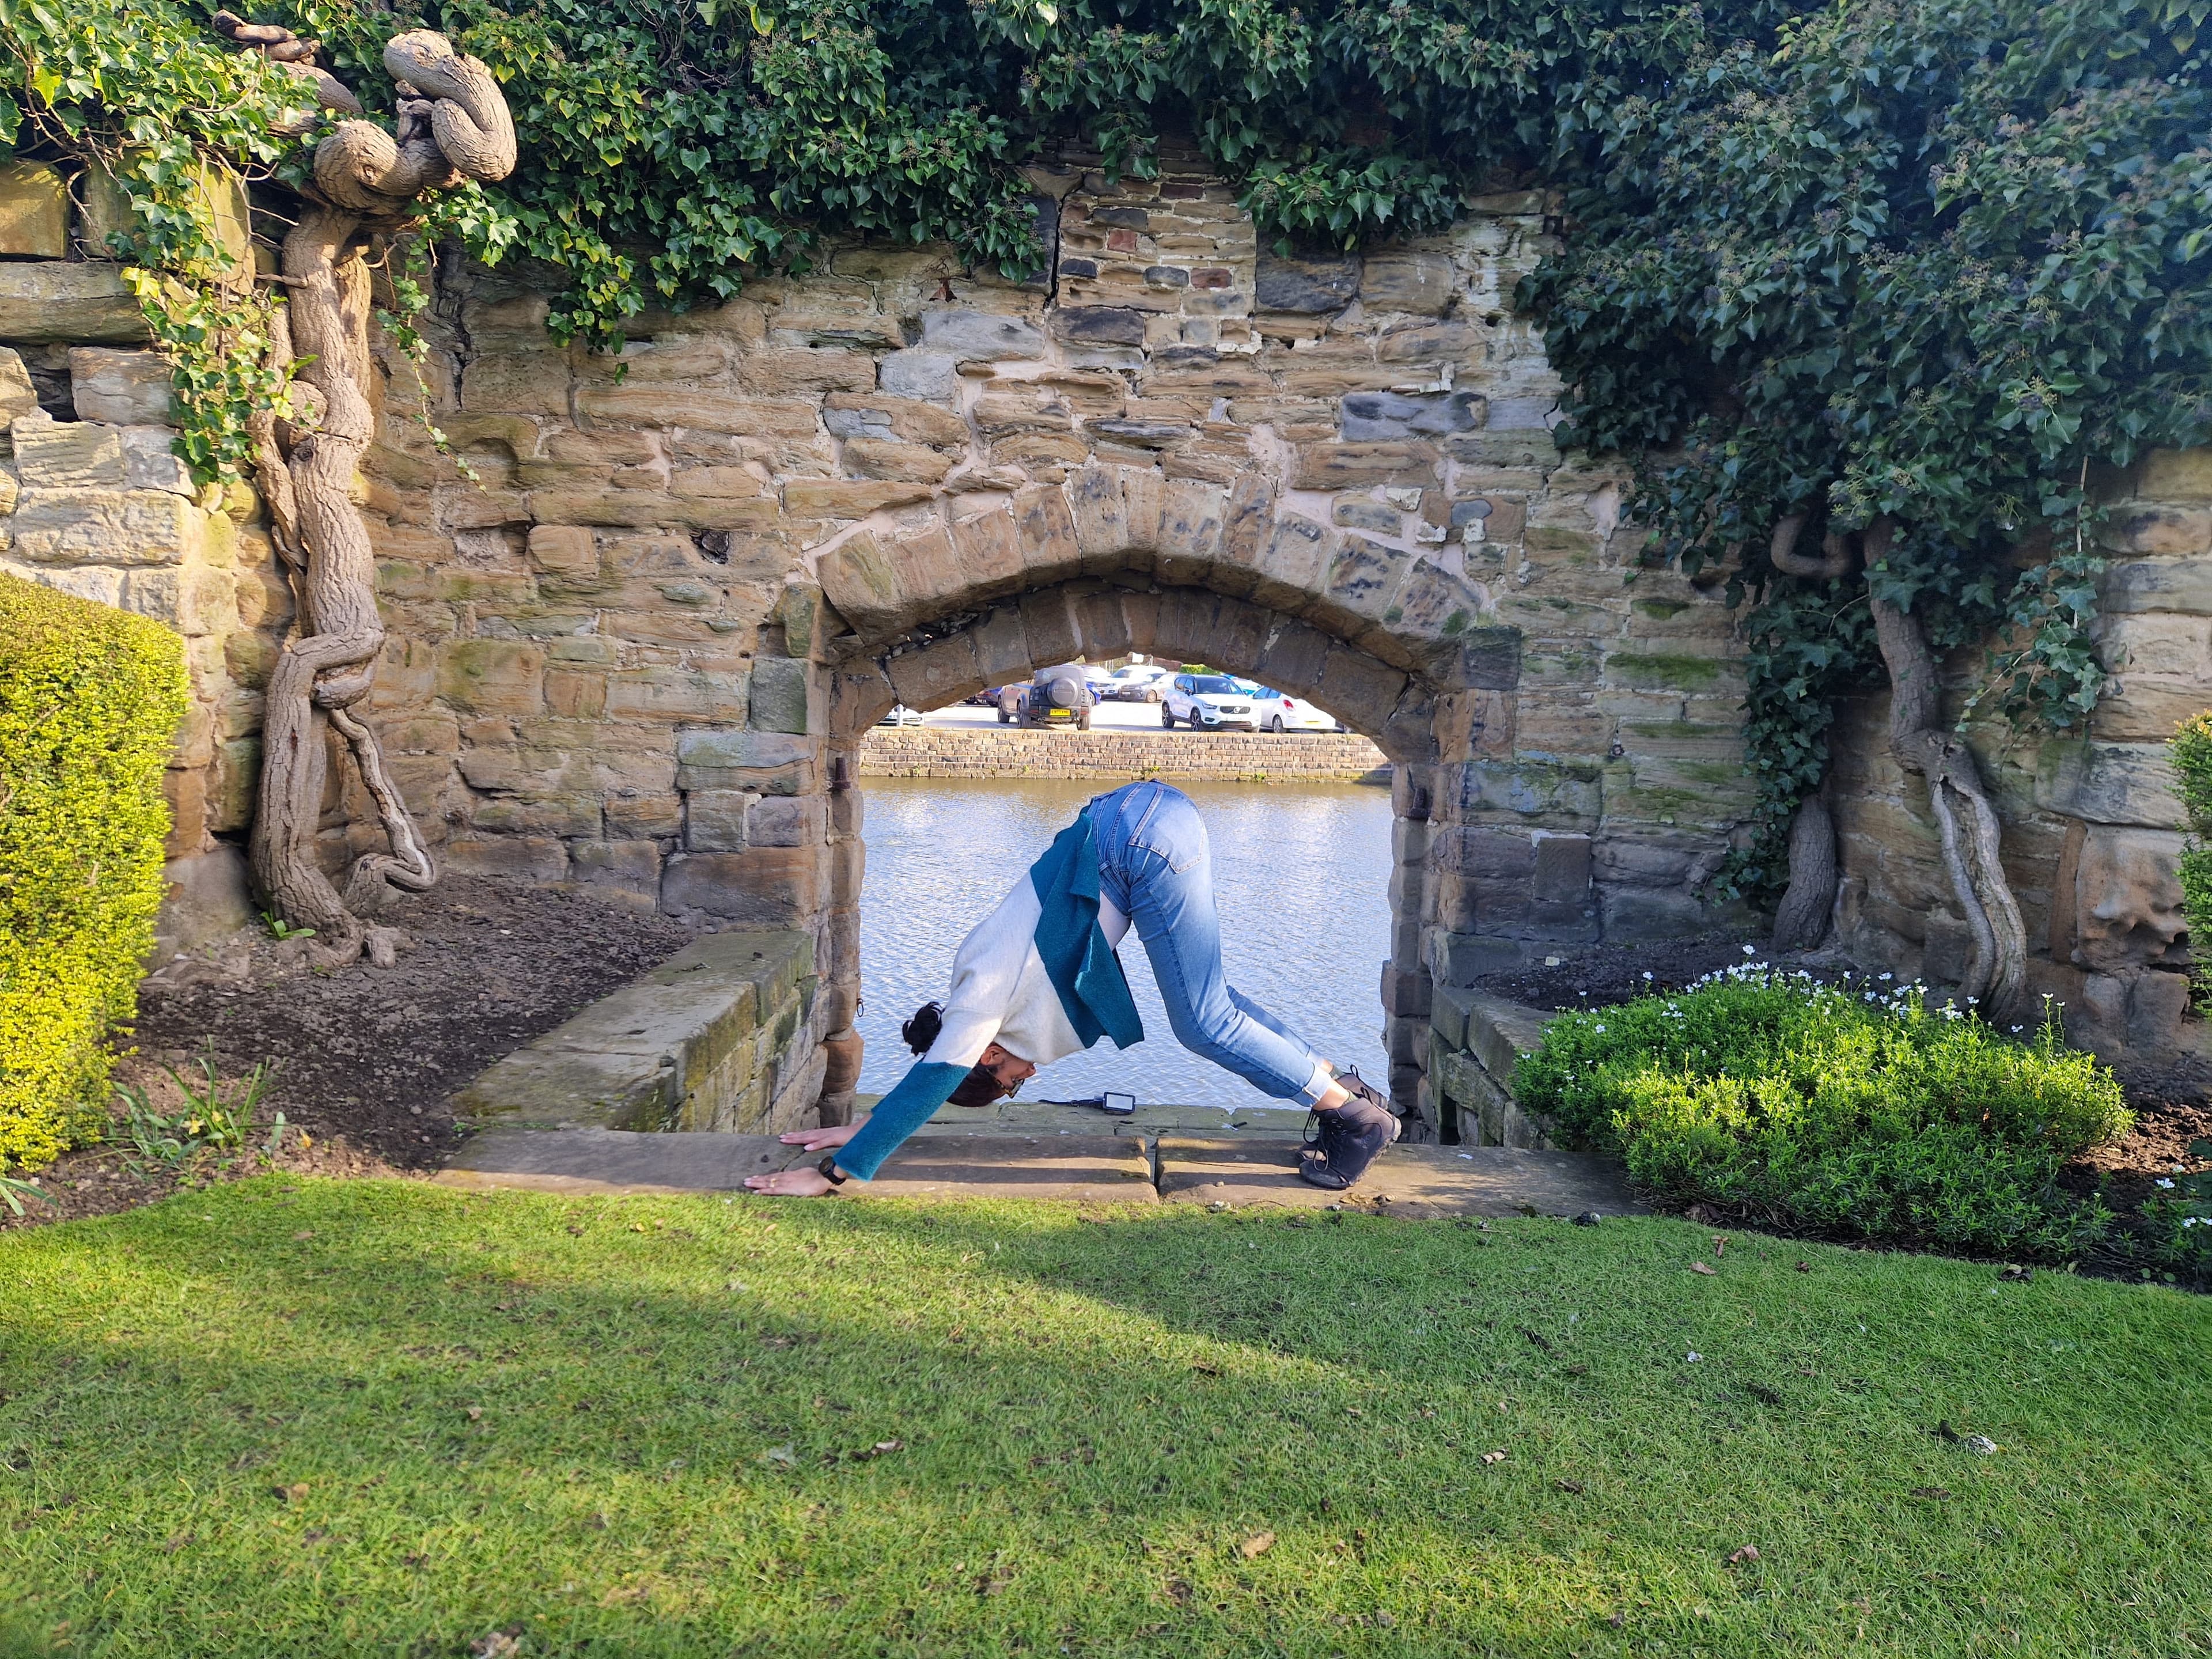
[802,459,1524,1134]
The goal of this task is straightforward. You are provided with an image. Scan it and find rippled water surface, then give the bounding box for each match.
[856,777,1394,1109]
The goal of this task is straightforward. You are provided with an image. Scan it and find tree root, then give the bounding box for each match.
[229,22,513,967]
[1862,518,2029,1025]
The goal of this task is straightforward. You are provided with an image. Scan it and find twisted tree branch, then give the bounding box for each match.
[228,22,514,966]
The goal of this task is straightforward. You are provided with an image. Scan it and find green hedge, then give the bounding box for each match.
[0,573,188,1172]
[1514,967,2133,1262]
[2172,712,2212,1013]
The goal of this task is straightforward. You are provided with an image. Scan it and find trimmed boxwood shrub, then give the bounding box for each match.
[0,573,188,1172]
[1513,965,2133,1261]
[2172,712,2212,1013]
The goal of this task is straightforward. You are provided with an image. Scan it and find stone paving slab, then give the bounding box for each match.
[438,1128,1157,1204]
[914,1101,1312,1139]
[842,1134,1158,1203]
[1156,1138,1645,1218]
[437,1127,789,1196]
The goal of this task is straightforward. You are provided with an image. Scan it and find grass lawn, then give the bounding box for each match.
[1,1180,2208,1657]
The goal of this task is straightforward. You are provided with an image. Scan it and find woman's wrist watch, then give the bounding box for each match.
[816,1155,849,1188]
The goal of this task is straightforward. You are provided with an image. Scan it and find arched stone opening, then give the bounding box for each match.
[798,457,1523,1134]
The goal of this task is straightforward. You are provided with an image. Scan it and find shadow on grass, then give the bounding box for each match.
[0,1180,2206,1657]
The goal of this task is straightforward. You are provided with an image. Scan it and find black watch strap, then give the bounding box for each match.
[816,1154,849,1187]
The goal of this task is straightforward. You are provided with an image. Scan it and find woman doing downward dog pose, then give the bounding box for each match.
[743,780,1399,1197]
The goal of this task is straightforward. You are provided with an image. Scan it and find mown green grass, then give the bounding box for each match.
[1,1179,2207,1657]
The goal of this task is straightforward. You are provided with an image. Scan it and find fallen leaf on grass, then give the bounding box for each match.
[1522,1327,1553,1352]
[1712,1235,1728,1257]
[464,1406,484,1422]
[162,1532,194,1553]
[1796,1261,1812,1272]
[1690,1260,1718,1276]
[292,1230,314,1241]
[975,1567,1016,1596]
[470,1631,524,1658]
[850,1440,904,1460]
[759,1444,797,1467]
[1480,1449,1506,1465]
[1191,1363,1221,1378]
[1726,1546,1761,1566]
[1554,1479,1584,1494]
[1240,1531,1276,1559]
[1564,1363,1590,1377]
[1912,1486,1952,1501]
[272,1483,309,1504]
[1998,1265,2033,1283]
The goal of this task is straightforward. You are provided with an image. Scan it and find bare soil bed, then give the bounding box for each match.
[1,876,694,1233]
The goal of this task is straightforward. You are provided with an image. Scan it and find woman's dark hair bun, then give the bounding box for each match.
[902,1001,945,1055]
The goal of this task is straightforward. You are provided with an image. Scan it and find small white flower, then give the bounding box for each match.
[1686,1351,1702,1362]
[1594,1024,1607,1033]
[1878,972,1893,982]
[2157,1179,2176,1190]
[1742,945,1757,956]
[1643,971,1654,980]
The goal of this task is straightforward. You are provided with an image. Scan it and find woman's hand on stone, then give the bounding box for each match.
[778,1122,858,1152]
[743,1166,837,1198]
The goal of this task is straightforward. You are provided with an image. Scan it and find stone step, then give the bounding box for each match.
[436,1123,1640,1218]
[912,1099,1313,1139]
[1156,1137,1643,1218]
[448,931,816,1134]
[437,1127,1154,1204]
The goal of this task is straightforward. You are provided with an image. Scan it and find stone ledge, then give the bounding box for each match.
[449,929,817,1132]
[859,725,1390,782]
[1155,1137,1640,1217]
[1429,989,1559,1149]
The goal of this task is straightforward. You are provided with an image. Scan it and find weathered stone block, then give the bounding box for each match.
[748,796,826,847]
[686,790,754,853]
[1012,484,1083,586]
[2101,504,2211,557]
[1051,306,1147,346]
[119,426,191,494]
[877,348,957,400]
[1340,391,1482,441]
[567,839,661,903]
[2072,826,2189,972]
[0,260,146,343]
[2101,556,2212,615]
[842,437,953,484]
[14,486,202,566]
[748,656,812,735]
[2138,449,2212,503]
[528,524,599,575]
[1289,441,1438,491]
[437,639,546,717]
[2036,739,2184,828]
[919,309,1046,360]
[15,416,126,487]
[783,479,937,518]
[661,846,822,924]
[816,532,906,637]
[0,161,68,257]
[606,665,744,722]
[884,630,983,710]
[69,349,171,424]
[445,835,570,884]
[1358,252,1453,316]
[677,728,816,771]
[1256,252,1360,313]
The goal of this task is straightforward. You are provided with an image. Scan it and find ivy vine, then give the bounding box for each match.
[10,0,2212,905]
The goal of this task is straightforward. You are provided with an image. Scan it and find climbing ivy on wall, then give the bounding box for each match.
[1524,0,2212,899]
[9,0,2211,925]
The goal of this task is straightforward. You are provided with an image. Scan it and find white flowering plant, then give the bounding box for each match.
[1514,965,2132,1260]
[2137,1139,2212,1284]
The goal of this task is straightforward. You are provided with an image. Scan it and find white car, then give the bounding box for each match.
[876,703,925,726]
[1098,664,1172,702]
[1161,673,1257,730]
[1245,685,1346,733]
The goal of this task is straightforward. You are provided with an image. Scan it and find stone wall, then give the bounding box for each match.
[1831,449,2211,1063]
[857,726,1389,781]
[12,136,2198,1131]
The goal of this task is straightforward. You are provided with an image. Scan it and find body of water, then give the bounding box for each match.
[855,777,1395,1111]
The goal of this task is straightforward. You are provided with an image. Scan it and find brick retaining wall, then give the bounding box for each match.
[857,726,1391,782]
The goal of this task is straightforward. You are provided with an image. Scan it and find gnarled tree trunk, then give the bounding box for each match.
[1860,518,2030,1024]
[221,23,515,966]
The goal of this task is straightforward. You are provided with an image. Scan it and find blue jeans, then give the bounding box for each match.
[1088,781,1334,1107]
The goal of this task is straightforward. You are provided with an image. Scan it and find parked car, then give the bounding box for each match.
[1246,686,1347,733]
[964,687,1001,706]
[1099,664,1172,702]
[877,704,925,726]
[1161,673,1257,730]
[1014,664,1094,730]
